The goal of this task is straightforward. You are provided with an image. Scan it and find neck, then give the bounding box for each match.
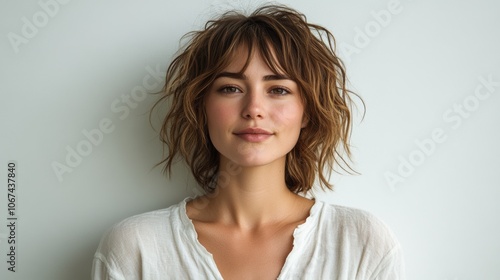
[200,156,305,231]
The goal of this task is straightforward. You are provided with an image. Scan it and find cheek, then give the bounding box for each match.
[205,98,235,132]
[272,103,305,130]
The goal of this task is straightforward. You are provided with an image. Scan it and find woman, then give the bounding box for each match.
[92,4,405,279]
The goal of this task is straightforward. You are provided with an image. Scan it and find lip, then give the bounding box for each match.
[234,128,273,135]
[233,127,274,142]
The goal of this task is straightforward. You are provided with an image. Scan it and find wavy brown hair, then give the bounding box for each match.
[150,4,361,195]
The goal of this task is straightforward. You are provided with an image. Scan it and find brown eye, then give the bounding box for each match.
[219,86,242,94]
[270,87,290,95]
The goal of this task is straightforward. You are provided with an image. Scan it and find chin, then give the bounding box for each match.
[225,153,286,168]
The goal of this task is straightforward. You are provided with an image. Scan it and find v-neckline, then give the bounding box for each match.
[179,196,320,279]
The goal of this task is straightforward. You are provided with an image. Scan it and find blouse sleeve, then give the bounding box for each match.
[371,241,406,280]
[90,225,137,280]
[92,252,117,280]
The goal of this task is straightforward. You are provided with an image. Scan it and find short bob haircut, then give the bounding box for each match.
[150,4,359,195]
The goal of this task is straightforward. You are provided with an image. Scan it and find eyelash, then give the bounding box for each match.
[219,85,242,94]
[269,87,291,95]
[218,85,291,95]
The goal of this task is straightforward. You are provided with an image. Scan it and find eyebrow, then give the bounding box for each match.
[215,72,291,81]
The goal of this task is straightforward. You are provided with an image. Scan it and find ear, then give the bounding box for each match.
[301,114,309,128]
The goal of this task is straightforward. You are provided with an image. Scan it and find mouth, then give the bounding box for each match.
[233,128,274,142]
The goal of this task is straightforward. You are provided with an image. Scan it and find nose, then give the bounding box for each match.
[241,89,264,120]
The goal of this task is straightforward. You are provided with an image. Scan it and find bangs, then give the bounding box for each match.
[203,15,300,83]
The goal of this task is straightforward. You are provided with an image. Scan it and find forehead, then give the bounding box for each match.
[220,43,286,76]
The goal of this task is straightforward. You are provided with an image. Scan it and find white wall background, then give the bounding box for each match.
[1,0,499,279]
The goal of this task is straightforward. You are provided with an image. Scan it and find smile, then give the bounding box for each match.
[234,128,274,142]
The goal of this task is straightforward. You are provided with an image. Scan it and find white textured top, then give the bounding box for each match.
[92,196,405,279]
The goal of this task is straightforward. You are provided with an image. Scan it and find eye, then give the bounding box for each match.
[219,86,242,94]
[270,87,291,95]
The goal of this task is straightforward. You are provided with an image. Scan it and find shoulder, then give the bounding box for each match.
[92,200,185,279]
[315,201,405,277]
[105,202,180,244]
[319,201,399,246]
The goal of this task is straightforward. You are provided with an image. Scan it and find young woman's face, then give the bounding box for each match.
[205,47,307,167]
